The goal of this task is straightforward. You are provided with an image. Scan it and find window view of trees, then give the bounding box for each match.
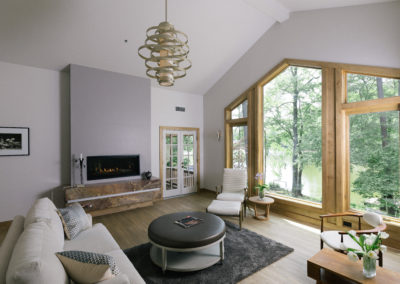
[347,74,400,102]
[231,100,248,119]
[349,74,400,218]
[232,125,248,168]
[263,66,322,202]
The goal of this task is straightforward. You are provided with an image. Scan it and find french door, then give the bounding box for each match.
[162,129,197,198]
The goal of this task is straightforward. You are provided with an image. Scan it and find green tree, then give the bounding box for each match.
[349,74,400,217]
[263,66,322,198]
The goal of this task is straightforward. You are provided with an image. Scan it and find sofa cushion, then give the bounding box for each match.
[64,223,120,254]
[56,250,119,284]
[98,273,130,284]
[107,250,145,284]
[24,197,64,246]
[0,215,25,284]
[6,221,68,284]
[58,203,91,239]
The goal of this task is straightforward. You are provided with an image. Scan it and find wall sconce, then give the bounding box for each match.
[217,130,222,142]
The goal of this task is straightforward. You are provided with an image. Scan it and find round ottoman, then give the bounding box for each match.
[148,211,226,273]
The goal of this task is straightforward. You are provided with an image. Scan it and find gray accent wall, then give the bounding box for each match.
[203,2,400,190]
[70,64,151,185]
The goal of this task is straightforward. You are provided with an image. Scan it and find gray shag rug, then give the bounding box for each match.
[124,221,293,284]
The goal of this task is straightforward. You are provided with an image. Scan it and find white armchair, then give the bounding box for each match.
[320,211,387,266]
[216,168,248,215]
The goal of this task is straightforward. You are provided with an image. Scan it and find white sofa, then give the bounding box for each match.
[0,198,145,284]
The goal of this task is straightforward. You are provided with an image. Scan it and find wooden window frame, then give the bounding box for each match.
[225,59,400,238]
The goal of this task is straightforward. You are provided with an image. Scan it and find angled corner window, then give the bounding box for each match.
[348,73,400,218]
[231,100,248,119]
[263,66,322,203]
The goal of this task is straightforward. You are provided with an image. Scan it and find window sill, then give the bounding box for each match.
[265,192,322,209]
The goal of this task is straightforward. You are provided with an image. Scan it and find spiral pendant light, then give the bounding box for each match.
[138,0,191,87]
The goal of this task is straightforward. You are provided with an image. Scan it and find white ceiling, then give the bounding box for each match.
[0,0,395,95]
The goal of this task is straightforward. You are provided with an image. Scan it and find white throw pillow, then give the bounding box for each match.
[56,250,119,284]
[58,203,91,239]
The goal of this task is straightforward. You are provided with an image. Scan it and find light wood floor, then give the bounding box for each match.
[1,190,400,283]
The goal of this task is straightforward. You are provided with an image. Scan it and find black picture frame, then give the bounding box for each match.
[0,127,30,156]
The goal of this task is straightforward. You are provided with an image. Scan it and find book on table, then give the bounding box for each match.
[174,216,203,228]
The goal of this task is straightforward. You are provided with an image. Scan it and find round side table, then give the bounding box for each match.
[248,196,274,221]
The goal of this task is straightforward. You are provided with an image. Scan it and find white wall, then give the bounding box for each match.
[0,61,69,221]
[203,2,400,190]
[151,87,204,188]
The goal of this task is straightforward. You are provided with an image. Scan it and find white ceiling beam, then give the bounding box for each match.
[243,0,290,23]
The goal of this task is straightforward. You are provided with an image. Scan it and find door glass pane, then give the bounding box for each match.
[183,135,194,144]
[231,100,248,119]
[172,156,177,167]
[347,73,400,103]
[350,111,400,218]
[166,135,171,144]
[232,126,248,168]
[263,66,322,203]
[172,135,178,144]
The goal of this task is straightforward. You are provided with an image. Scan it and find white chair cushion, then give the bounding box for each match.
[0,215,25,284]
[207,200,241,216]
[363,212,383,227]
[106,250,145,284]
[222,168,247,193]
[321,231,362,251]
[6,221,68,284]
[217,192,245,202]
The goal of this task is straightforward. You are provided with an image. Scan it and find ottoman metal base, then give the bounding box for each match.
[150,235,225,273]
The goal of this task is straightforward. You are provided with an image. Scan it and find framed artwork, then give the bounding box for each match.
[0,127,30,156]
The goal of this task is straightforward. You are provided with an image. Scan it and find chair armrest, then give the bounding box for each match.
[244,187,248,199]
[320,212,363,219]
[338,223,387,235]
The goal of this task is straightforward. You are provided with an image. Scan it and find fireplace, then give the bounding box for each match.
[87,155,140,181]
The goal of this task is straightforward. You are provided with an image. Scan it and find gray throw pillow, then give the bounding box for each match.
[57,203,90,239]
[56,250,119,284]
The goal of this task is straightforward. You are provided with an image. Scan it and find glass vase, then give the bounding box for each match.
[258,188,265,200]
[362,256,376,278]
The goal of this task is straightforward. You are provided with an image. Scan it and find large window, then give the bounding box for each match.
[348,74,400,218]
[224,59,400,225]
[263,66,322,202]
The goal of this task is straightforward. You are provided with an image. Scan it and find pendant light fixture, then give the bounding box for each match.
[138,0,191,87]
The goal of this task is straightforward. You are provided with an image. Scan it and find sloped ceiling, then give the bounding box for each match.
[0,0,395,95]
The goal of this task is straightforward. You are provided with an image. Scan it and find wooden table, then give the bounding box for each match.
[248,196,274,221]
[307,248,400,283]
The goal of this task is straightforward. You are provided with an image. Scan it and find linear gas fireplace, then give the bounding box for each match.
[87,155,140,181]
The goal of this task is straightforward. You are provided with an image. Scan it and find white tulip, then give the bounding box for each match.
[380,232,389,239]
[365,238,373,246]
[340,243,347,250]
[380,245,387,253]
[347,251,359,262]
[366,250,378,259]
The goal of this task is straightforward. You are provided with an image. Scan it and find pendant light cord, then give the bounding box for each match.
[165,0,168,22]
